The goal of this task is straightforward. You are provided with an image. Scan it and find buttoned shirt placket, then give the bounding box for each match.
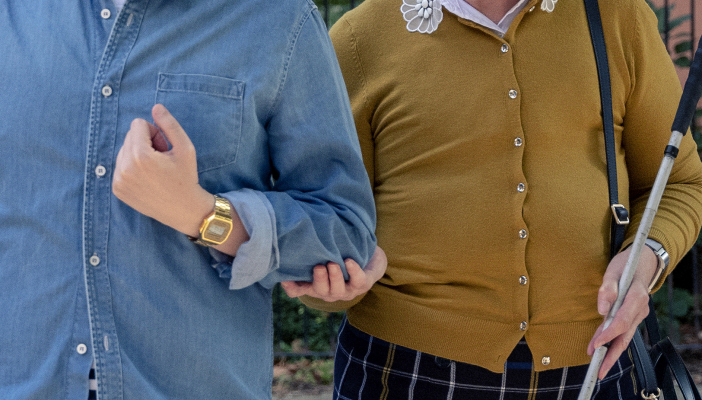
[81,1,147,398]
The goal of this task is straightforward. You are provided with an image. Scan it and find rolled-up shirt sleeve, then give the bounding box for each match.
[209,189,278,290]
[208,7,377,290]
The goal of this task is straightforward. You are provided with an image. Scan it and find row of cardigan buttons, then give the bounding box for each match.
[514,138,525,194]
[500,45,518,100]
[514,137,527,238]
[502,34,544,366]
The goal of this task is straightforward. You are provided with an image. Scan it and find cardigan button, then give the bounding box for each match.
[519,229,527,239]
[501,44,509,53]
[519,276,528,285]
[509,89,518,99]
[517,183,525,192]
[542,356,551,366]
[520,321,527,331]
[514,137,523,147]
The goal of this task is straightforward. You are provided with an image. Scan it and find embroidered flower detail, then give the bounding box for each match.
[541,0,558,13]
[401,0,443,34]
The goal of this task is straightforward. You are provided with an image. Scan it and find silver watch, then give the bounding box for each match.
[644,239,669,292]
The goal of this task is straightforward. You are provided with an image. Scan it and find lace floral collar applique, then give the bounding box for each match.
[401,0,444,34]
[401,0,558,35]
[541,0,558,12]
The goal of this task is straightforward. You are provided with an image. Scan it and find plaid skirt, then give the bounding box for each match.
[334,318,639,400]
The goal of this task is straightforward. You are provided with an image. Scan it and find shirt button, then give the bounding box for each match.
[520,321,527,331]
[519,276,528,285]
[509,89,518,99]
[517,183,526,193]
[95,165,107,177]
[514,137,523,147]
[102,85,113,97]
[519,229,528,239]
[89,254,100,266]
[101,9,111,19]
[542,356,551,366]
[77,344,88,355]
[501,44,509,53]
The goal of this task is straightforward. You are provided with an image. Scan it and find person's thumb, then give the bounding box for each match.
[364,246,387,280]
[151,104,193,153]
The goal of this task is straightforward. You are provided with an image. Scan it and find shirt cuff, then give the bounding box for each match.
[208,188,279,290]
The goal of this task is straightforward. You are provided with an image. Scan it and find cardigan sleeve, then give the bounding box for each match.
[299,17,378,312]
[619,0,702,291]
[331,18,375,186]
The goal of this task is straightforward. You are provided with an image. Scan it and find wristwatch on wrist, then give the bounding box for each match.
[644,238,669,292]
[188,195,233,247]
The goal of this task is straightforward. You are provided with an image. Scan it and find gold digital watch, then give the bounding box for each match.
[189,195,233,247]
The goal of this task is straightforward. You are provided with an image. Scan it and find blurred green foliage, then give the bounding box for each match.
[314,0,363,28]
[273,285,344,354]
[652,282,694,338]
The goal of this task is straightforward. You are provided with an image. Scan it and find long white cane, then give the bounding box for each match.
[577,37,702,400]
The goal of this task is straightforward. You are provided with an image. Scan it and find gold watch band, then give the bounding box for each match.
[189,195,233,247]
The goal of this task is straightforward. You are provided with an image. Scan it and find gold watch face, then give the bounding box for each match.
[202,218,232,244]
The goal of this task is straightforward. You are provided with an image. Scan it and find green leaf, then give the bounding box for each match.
[675,56,691,67]
[675,41,693,54]
[667,14,691,32]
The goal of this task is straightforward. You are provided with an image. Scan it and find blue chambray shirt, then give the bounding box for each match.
[0,1,376,399]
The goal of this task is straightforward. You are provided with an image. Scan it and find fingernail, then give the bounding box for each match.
[154,104,167,117]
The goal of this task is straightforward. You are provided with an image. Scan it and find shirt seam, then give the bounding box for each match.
[265,1,315,123]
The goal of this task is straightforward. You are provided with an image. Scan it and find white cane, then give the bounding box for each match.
[577,37,702,400]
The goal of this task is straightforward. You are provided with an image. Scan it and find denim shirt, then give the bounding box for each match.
[0,1,376,399]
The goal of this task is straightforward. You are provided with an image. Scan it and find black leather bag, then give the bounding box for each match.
[584,0,701,398]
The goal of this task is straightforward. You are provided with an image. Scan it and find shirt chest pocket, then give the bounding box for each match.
[156,73,244,173]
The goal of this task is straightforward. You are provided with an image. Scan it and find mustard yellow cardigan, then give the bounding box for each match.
[304,0,702,372]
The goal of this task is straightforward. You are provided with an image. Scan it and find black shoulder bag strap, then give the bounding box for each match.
[583,0,628,256]
[583,0,660,396]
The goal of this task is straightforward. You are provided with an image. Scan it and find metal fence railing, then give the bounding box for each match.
[273,0,702,358]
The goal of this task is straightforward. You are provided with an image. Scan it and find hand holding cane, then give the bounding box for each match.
[577,36,702,400]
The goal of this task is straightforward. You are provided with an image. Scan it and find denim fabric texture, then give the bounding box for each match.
[0,0,376,399]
